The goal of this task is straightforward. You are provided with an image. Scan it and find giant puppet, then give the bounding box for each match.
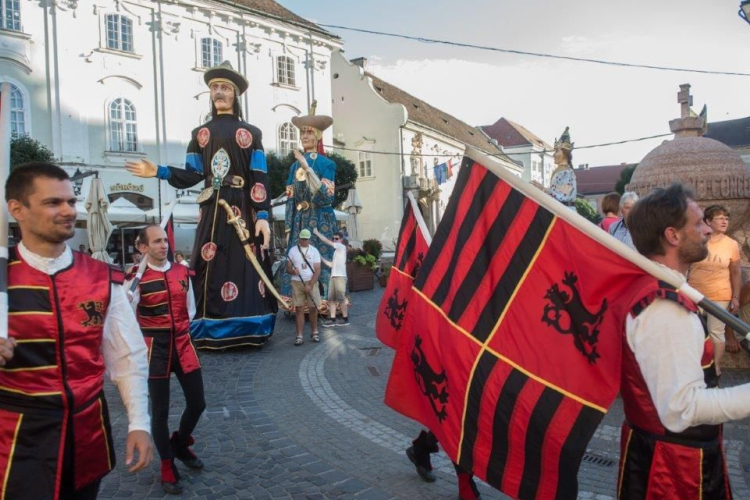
[282,103,337,298]
[126,61,278,349]
[546,126,577,207]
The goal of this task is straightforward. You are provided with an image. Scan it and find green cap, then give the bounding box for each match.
[299,229,312,239]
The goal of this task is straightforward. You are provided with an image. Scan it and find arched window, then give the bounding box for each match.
[1,0,21,31]
[1,84,26,135]
[277,56,295,86]
[201,38,222,68]
[109,98,138,152]
[106,14,133,52]
[278,122,298,157]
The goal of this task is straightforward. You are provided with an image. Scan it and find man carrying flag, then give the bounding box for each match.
[617,185,750,500]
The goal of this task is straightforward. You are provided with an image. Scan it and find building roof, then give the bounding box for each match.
[575,163,635,196]
[366,73,504,155]
[220,0,336,38]
[481,117,552,150]
[705,116,750,149]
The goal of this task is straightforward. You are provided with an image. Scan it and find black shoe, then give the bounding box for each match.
[322,318,336,328]
[170,432,204,469]
[162,480,184,495]
[406,446,436,482]
[337,317,350,326]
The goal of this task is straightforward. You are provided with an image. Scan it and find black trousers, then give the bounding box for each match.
[148,349,206,460]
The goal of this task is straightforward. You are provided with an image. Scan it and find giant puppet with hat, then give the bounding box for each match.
[282,101,338,298]
[125,61,281,349]
[546,126,578,208]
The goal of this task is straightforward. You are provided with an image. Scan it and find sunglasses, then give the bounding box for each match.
[333,237,340,240]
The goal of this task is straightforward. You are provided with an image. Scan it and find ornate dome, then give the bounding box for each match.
[627,136,750,201]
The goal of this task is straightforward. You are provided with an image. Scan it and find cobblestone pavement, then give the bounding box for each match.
[101,287,750,499]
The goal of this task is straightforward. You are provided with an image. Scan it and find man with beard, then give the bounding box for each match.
[126,61,277,349]
[131,225,205,494]
[0,162,152,500]
[617,184,750,500]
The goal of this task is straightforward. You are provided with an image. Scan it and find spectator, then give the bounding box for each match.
[598,192,621,232]
[175,251,189,267]
[314,228,350,327]
[286,229,322,345]
[608,191,639,250]
[726,276,750,352]
[687,205,741,375]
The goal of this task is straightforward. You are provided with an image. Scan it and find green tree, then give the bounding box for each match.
[575,198,602,225]
[266,150,358,207]
[615,164,637,194]
[10,135,54,168]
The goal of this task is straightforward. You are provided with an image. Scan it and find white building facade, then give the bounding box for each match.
[332,52,522,249]
[1,0,341,256]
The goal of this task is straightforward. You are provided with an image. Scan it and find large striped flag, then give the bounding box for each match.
[376,191,431,349]
[384,148,651,500]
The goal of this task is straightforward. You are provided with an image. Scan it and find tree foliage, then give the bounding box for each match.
[10,135,54,169]
[615,164,637,194]
[266,150,358,207]
[575,198,602,225]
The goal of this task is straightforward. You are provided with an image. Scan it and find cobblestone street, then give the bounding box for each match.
[100,287,750,500]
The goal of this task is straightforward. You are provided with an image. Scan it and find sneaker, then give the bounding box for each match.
[321,318,336,328]
[337,317,350,326]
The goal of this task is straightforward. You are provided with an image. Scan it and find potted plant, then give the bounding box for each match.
[346,247,377,292]
[379,265,391,287]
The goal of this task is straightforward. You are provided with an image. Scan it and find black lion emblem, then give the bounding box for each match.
[78,301,104,328]
[542,271,608,364]
[179,279,189,293]
[411,335,449,422]
[383,289,408,331]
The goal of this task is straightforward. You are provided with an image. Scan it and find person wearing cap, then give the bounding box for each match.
[546,126,577,208]
[285,228,322,345]
[282,101,337,301]
[125,61,277,349]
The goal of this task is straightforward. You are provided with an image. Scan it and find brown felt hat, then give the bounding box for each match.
[291,114,333,133]
[204,61,249,96]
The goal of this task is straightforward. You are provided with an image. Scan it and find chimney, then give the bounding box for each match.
[350,57,367,69]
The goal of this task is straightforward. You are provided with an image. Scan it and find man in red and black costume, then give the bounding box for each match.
[618,184,750,500]
[131,224,205,495]
[0,162,152,500]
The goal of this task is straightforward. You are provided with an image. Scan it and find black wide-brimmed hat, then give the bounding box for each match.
[204,60,249,96]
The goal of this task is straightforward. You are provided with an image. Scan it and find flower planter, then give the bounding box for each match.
[347,262,375,292]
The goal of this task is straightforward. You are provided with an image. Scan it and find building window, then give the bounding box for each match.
[109,98,138,152]
[1,0,21,31]
[106,14,133,52]
[1,84,26,135]
[278,122,298,157]
[358,151,373,178]
[277,56,295,86]
[201,38,222,68]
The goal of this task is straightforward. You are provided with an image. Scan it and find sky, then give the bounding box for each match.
[277,0,750,167]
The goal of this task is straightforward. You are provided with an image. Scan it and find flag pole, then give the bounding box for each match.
[465,146,750,340]
[0,83,12,339]
[128,198,178,295]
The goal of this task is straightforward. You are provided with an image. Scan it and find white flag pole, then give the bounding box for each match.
[0,83,12,339]
[465,145,750,340]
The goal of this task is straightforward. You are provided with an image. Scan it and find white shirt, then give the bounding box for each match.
[331,242,347,277]
[127,260,196,320]
[16,243,150,434]
[627,296,750,433]
[288,244,320,282]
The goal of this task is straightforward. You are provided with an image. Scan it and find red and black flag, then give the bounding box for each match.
[376,192,431,349]
[384,148,650,500]
[165,213,176,262]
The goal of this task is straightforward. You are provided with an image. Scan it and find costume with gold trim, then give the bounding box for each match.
[617,277,732,500]
[0,249,119,500]
[136,264,200,379]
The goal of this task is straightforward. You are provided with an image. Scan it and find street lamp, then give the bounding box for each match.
[73,168,83,196]
[741,0,750,26]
